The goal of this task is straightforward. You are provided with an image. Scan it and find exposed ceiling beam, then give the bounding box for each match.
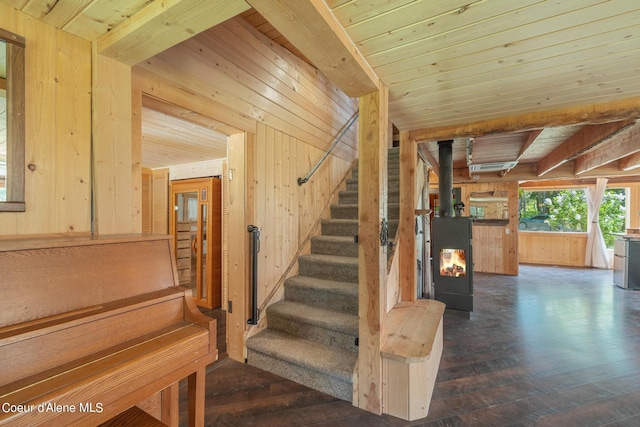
[97,0,251,65]
[453,161,640,184]
[537,120,634,176]
[246,0,379,97]
[409,96,640,142]
[501,129,542,177]
[519,176,640,189]
[619,152,640,171]
[419,145,439,177]
[574,122,640,175]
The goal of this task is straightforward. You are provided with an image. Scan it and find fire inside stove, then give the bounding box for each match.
[440,249,467,277]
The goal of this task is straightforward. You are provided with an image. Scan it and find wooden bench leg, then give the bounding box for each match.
[188,367,206,427]
[161,383,179,427]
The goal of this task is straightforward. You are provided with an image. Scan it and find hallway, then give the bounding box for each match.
[186,265,640,426]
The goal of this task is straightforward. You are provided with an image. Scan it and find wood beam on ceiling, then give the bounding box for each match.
[419,145,440,177]
[97,0,251,65]
[619,152,640,171]
[453,161,640,184]
[246,0,379,97]
[408,96,640,142]
[574,122,640,175]
[501,129,542,177]
[537,120,634,177]
[519,176,640,189]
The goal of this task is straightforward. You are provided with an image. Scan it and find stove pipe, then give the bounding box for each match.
[438,140,454,217]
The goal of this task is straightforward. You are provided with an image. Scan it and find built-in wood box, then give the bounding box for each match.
[381,300,445,421]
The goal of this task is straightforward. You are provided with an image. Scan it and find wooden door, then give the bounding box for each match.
[169,177,222,309]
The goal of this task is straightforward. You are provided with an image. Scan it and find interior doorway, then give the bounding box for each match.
[169,177,222,309]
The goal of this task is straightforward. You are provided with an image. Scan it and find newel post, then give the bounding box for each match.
[356,85,388,414]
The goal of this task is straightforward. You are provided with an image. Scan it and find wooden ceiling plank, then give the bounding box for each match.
[408,97,640,142]
[619,152,640,172]
[21,0,94,29]
[538,120,634,176]
[518,129,543,160]
[97,0,251,65]
[574,122,640,175]
[245,0,378,97]
[500,129,543,177]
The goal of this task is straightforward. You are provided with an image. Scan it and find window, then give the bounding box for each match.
[519,188,626,247]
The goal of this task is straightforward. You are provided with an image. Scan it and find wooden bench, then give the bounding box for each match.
[0,235,217,426]
[381,299,445,421]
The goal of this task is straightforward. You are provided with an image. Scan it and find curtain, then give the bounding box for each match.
[584,178,609,268]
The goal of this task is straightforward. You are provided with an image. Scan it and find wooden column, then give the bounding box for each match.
[92,52,134,234]
[226,132,252,362]
[357,86,387,414]
[399,131,417,302]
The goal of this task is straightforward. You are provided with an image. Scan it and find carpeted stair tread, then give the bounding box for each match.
[268,300,358,336]
[284,275,357,314]
[247,329,357,382]
[298,253,359,283]
[311,235,358,258]
[321,218,358,236]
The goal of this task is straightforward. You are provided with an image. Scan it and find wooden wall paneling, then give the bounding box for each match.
[131,66,256,135]
[222,160,229,311]
[138,16,359,163]
[54,28,91,234]
[357,86,388,414]
[131,87,142,233]
[18,12,57,234]
[92,52,133,234]
[273,129,284,286]
[171,35,355,162]
[203,20,356,139]
[263,124,275,304]
[0,6,92,236]
[463,182,518,275]
[141,168,152,234]
[296,139,312,239]
[519,232,588,267]
[227,132,249,362]
[281,133,292,271]
[255,123,267,307]
[507,181,519,275]
[629,184,640,229]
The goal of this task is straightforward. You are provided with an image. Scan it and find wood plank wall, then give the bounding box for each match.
[253,121,351,310]
[519,232,588,267]
[135,17,359,164]
[460,182,519,275]
[0,4,91,235]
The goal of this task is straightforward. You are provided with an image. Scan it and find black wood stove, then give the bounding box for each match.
[432,216,473,312]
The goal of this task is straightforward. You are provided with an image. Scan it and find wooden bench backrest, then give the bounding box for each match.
[0,235,178,328]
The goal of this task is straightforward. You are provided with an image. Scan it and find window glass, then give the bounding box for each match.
[519,189,626,247]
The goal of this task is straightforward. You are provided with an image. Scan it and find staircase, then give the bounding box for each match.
[246,148,400,401]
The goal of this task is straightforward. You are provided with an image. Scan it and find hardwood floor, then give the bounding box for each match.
[183,265,640,426]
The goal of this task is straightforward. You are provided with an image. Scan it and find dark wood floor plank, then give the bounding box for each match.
[178,265,640,426]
